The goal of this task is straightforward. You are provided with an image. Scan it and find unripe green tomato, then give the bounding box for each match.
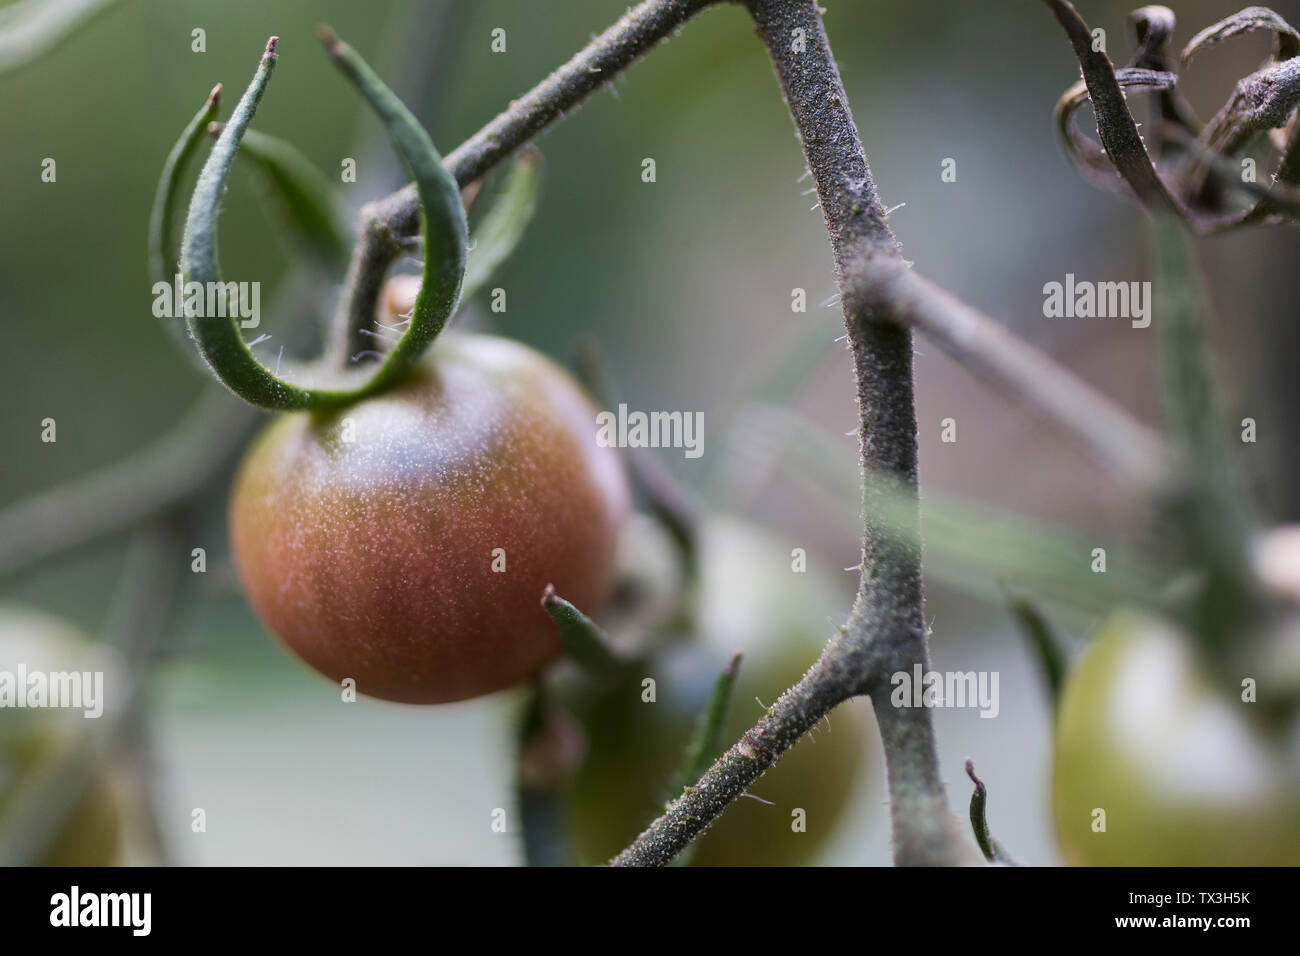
[230,333,631,704]
[0,605,121,866]
[566,518,870,865]
[1053,612,1300,865]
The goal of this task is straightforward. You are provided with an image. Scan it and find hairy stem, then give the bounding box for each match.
[310,0,1169,867]
[614,0,972,866]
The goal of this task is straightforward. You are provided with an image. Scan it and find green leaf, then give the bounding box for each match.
[461,147,542,303]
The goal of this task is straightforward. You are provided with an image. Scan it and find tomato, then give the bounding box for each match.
[0,605,122,866]
[378,273,422,327]
[564,517,872,865]
[1052,612,1300,865]
[229,332,631,704]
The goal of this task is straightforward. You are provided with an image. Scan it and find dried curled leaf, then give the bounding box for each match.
[1055,67,1178,195]
[1184,57,1300,205]
[1042,0,1183,216]
[1181,6,1300,66]
[1048,3,1300,233]
[1128,6,1202,145]
[1129,5,1177,70]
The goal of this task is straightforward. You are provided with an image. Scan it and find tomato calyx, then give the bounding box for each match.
[169,31,466,411]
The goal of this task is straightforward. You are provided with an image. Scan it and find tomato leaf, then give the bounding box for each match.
[461,147,542,304]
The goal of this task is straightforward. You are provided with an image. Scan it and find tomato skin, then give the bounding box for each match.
[1053,613,1300,866]
[0,605,121,866]
[229,333,631,704]
[565,518,871,865]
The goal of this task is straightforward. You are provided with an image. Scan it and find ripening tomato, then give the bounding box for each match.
[565,517,873,865]
[0,605,122,866]
[1052,612,1300,865]
[229,332,631,705]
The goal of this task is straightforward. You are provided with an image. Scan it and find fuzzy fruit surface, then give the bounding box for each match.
[1053,612,1300,865]
[0,605,121,866]
[230,333,631,704]
[566,518,872,865]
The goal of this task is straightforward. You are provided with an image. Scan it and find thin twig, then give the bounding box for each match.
[372,0,725,236]
[330,0,727,354]
[0,389,255,579]
[0,265,330,581]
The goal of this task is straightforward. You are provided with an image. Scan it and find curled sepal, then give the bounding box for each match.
[1055,68,1178,196]
[149,84,222,360]
[461,147,542,303]
[1129,6,1177,70]
[1181,6,1300,66]
[180,34,467,410]
[965,760,1020,866]
[540,585,622,674]
[1041,0,1184,217]
[319,26,467,391]
[208,123,349,273]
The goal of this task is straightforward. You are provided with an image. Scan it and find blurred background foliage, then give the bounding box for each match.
[1,0,1298,864]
